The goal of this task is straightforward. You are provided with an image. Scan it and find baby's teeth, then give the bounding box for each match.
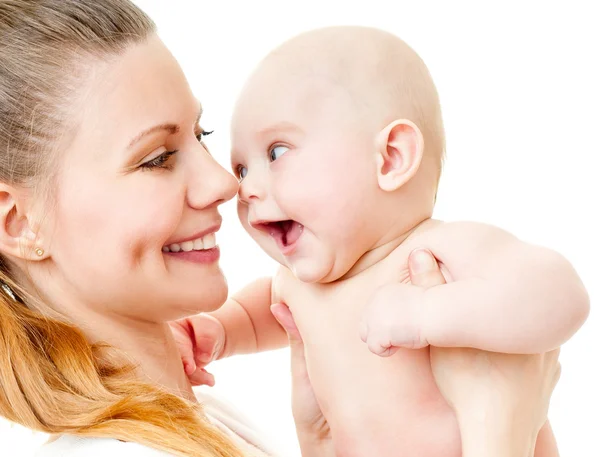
[162,246,170,252]
[170,243,181,252]
[193,238,204,250]
[181,241,194,252]
[203,233,216,249]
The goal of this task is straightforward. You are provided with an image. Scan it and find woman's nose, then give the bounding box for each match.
[186,151,239,210]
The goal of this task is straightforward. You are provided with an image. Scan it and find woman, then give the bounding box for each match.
[0,1,558,456]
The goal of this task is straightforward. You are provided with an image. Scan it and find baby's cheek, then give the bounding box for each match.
[236,201,249,230]
[276,175,328,221]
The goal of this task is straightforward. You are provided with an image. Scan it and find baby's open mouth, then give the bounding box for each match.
[255,220,304,248]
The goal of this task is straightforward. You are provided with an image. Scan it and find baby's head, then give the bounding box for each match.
[232,26,444,283]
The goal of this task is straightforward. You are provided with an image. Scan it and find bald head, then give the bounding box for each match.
[234,26,445,184]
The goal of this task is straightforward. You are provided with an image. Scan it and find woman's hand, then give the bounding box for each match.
[431,346,560,457]
[407,248,561,457]
[271,303,334,457]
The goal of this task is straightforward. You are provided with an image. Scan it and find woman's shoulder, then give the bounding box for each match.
[35,435,174,457]
[195,388,279,456]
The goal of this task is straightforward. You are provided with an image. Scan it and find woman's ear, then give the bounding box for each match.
[375,119,424,192]
[0,185,48,260]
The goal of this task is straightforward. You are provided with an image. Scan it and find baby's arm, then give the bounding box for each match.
[362,222,589,355]
[211,275,288,358]
[171,274,289,380]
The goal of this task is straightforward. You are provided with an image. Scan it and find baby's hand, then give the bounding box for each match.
[169,314,226,387]
[360,282,428,356]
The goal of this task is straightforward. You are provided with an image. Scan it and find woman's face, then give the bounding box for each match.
[42,35,238,322]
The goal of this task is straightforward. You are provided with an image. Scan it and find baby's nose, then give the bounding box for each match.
[238,170,267,204]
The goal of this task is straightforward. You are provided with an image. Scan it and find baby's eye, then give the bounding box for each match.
[237,165,248,180]
[269,145,289,162]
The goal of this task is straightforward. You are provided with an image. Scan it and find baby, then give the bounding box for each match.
[172,27,589,456]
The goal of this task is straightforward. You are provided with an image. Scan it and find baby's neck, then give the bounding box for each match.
[341,216,437,280]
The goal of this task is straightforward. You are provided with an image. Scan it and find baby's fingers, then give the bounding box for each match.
[367,336,398,357]
[170,320,197,375]
[188,368,216,387]
[194,336,219,366]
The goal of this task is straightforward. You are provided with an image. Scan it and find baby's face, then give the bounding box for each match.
[231,75,382,283]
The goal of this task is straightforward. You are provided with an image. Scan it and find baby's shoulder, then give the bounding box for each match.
[399,220,521,279]
[406,219,514,250]
[36,435,173,457]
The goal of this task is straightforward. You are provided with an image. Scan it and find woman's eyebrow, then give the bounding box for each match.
[127,106,203,149]
[128,123,180,149]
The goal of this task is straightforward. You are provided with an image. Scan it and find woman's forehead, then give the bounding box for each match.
[69,36,198,157]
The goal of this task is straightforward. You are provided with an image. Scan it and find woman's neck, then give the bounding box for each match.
[92,316,196,402]
[20,265,197,403]
[70,306,196,402]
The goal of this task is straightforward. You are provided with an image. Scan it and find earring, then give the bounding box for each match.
[35,248,44,257]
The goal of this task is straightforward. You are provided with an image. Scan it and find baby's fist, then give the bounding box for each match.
[360,283,428,356]
[169,314,226,386]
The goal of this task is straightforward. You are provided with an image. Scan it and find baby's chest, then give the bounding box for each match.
[277,255,415,355]
[273,259,459,454]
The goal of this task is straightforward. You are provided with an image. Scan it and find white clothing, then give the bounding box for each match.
[35,389,278,457]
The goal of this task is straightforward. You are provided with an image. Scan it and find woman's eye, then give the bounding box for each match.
[237,165,248,180]
[140,150,178,171]
[269,145,289,162]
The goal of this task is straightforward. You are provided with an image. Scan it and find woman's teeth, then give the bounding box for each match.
[162,233,216,253]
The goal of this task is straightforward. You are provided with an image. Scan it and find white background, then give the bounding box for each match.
[2,1,598,456]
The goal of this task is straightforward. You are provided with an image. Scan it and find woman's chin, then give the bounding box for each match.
[160,275,228,320]
[190,279,228,313]
[201,287,229,313]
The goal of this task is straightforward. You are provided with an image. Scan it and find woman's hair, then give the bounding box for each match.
[0,1,241,456]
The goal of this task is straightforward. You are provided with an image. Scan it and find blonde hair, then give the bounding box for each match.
[0,1,241,455]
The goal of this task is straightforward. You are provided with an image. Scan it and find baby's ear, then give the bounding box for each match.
[375,119,424,192]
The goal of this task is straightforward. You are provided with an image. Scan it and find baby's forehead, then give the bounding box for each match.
[232,69,359,131]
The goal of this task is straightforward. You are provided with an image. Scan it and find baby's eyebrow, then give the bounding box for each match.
[257,121,304,138]
[230,122,304,164]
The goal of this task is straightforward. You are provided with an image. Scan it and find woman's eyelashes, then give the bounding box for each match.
[140,149,178,171]
[139,128,213,171]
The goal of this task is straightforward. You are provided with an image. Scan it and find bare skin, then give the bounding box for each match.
[173,27,586,456]
[278,248,562,457]
[176,220,567,456]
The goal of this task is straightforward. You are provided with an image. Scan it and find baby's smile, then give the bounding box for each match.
[252,219,304,256]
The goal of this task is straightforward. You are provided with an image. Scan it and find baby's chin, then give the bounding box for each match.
[290,261,329,283]
[253,235,347,283]
[286,255,351,284]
